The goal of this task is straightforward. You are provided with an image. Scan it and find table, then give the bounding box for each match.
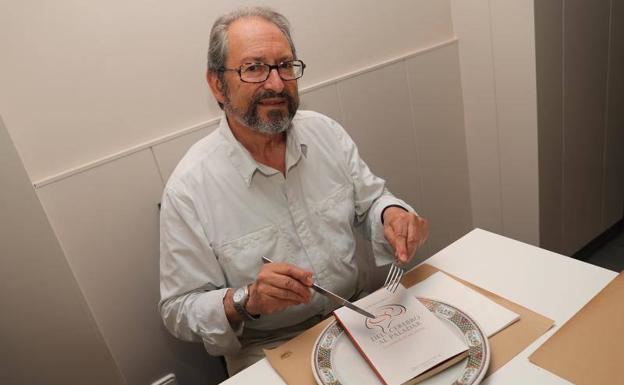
[221,228,618,385]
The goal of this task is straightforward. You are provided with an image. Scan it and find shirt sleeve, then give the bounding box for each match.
[330,118,416,266]
[159,187,242,356]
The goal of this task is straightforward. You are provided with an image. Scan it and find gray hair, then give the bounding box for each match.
[207,6,297,74]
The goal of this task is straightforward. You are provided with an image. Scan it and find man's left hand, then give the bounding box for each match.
[383,207,428,264]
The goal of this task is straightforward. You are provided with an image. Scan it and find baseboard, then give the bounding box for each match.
[573,219,624,261]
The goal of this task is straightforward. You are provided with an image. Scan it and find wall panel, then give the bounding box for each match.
[602,0,624,229]
[152,125,215,183]
[452,0,542,248]
[36,150,226,385]
[1,117,125,385]
[337,63,424,215]
[451,0,504,235]
[535,0,564,252]
[562,0,611,254]
[490,0,539,245]
[337,62,426,254]
[536,0,624,255]
[406,44,472,255]
[300,84,345,124]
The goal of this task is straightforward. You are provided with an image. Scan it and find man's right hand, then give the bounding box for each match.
[245,262,314,316]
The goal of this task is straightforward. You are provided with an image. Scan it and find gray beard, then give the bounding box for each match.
[226,103,293,134]
[222,86,298,135]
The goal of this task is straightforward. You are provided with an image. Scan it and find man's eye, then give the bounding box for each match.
[279,62,294,70]
[244,64,264,73]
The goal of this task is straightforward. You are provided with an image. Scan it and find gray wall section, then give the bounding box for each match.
[535,0,564,253]
[602,0,624,231]
[0,116,125,385]
[536,0,624,255]
[563,0,611,255]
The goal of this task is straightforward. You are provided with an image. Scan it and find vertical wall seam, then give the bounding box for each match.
[600,0,614,229]
[403,56,433,258]
[403,58,427,219]
[150,147,166,187]
[560,0,566,251]
[487,0,506,235]
[527,0,540,245]
[335,82,349,131]
[334,83,347,126]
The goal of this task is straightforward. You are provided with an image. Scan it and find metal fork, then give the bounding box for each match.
[383,261,404,293]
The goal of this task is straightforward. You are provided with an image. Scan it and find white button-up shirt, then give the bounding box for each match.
[159,110,413,355]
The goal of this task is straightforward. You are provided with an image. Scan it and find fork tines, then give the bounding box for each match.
[384,262,404,293]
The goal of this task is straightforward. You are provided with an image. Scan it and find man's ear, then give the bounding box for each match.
[207,71,226,105]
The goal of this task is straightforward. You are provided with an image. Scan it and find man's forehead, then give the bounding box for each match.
[226,17,293,63]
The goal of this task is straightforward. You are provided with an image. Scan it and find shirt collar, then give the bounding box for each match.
[218,114,308,187]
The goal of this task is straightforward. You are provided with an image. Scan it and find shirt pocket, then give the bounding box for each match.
[313,184,356,261]
[213,225,297,287]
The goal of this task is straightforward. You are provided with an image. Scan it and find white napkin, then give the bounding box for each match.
[407,271,520,337]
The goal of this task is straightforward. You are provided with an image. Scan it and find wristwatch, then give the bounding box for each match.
[232,285,259,321]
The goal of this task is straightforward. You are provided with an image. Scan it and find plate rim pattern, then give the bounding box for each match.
[311,297,491,385]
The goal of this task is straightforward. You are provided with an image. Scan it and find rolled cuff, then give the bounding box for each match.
[161,288,243,356]
[193,288,243,356]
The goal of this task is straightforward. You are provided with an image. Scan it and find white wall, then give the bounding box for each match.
[0,115,124,385]
[1,2,476,385]
[451,0,540,246]
[0,0,454,183]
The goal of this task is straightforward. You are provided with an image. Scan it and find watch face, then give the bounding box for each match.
[233,288,245,303]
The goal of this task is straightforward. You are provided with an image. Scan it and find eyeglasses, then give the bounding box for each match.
[220,60,306,83]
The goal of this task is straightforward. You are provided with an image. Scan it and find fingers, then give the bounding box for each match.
[404,219,419,262]
[394,234,409,263]
[417,216,429,247]
[247,262,314,315]
[272,263,314,287]
[262,283,308,303]
[384,211,429,264]
[270,272,311,302]
[267,263,313,300]
[384,217,409,263]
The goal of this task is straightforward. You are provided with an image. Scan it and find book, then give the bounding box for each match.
[333,285,468,385]
[408,271,520,337]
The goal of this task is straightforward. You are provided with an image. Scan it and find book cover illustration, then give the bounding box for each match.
[334,285,469,385]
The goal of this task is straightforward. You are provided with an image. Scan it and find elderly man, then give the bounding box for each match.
[159,6,428,376]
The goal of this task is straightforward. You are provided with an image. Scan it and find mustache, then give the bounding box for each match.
[251,90,294,105]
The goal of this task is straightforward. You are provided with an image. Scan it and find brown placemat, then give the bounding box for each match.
[529,272,623,385]
[264,264,554,384]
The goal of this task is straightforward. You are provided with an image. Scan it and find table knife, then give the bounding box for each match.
[261,256,375,318]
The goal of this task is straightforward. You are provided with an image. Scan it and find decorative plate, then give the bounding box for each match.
[311,298,490,385]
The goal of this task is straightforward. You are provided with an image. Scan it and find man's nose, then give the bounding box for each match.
[263,68,285,92]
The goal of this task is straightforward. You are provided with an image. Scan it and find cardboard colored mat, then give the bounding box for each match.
[529,272,624,385]
[264,264,554,385]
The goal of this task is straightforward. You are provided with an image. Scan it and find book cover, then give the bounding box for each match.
[334,285,468,385]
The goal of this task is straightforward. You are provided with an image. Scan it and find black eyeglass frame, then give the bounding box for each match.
[220,60,306,83]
